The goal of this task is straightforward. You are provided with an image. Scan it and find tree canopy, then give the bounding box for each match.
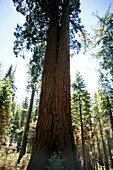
[12,0,85,59]
[91,6,113,78]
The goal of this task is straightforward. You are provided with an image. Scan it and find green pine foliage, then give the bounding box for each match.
[12,0,85,60]
[71,70,113,169]
[97,71,113,135]
[71,71,92,142]
[91,6,113,79]
[15,98,28,152]
[0,66,13,145]
[45,152,65,170]
[71,71,92,169]
[91,72,113,169]
[9,96,37,153]
[0,3,113,170]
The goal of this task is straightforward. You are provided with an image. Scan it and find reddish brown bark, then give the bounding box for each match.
[27,5,59,169]
[27,1,81,169]
[54,2,80,169]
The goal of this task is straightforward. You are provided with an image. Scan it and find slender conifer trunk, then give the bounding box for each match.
[18,85,36,163]
[79,96,86,170]
[106,130,113,168]
[96,134,104,170]
[107,96,113,137]
[99,119,109,170]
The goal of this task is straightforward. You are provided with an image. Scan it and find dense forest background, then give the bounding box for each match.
[0,0,113,170]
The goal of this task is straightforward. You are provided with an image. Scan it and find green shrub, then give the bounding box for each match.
[45,152,65,170]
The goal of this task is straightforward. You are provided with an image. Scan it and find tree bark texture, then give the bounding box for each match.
[27,1,81,170]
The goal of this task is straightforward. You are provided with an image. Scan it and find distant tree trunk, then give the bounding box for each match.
[107,96,113,137]
[79,96,86,170]
[88,116,94,170]
[99,119,109,170]
[17,132,23,152]
[18,85,36,163]
[96,134,104,170]
[86,147,92,170]
[93,144,98,170]
[27,1,81,170]
[106,130,113,168]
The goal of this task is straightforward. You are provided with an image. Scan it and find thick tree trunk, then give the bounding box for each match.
[55,2,81,169]
[27,4,59,170]
[18,85,36,163]
[27,1,81,170]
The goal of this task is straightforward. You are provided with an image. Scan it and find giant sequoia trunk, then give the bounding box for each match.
[27,1,81,170]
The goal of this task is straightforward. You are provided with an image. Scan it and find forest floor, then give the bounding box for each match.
[0,146,113,170]
[0,146,30,170]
